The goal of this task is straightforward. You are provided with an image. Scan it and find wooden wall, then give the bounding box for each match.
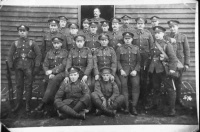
[115,3,196,80]
[0,4,197,89]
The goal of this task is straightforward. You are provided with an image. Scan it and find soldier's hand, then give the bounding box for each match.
[109,74,115,82]
[120,69,127,76]
[170,38,176,44]
[49,74,55,79]
[46,70,52,75]
[169,70,175,73]
[95,75,100,80]
[81,75,88,84]
[102,99,107,108]
[64,77,69,84]
[183,65,189,72]
[160,54,165,61]
[130,70,137,76]
[117,43,122,47]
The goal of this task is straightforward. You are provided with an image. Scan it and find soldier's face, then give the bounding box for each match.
[90,26,97,33]
[70,28,78,35]
[102,26,109,32]
[155,32,164,40]
[53,42,62,50]
[76,40,85,48]
[100,39,109,46]
[18,29,28,38]
[69,72,79,82]
[124,37,133,44]
[169,25,179,33]
[59,20,67,28]
[50,24,58,32]
[137,22,145,29]
[112,23,119,30]
[83,22,89,29]
[102,73,110,81]
[94,9,101,18]
[123,19,130,24]
[151,21,159,27]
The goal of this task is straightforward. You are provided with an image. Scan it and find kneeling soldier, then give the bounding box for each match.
[54,67,90,120]
[8,25,42,112]
[91,67,124,117]
[35,35,68,111]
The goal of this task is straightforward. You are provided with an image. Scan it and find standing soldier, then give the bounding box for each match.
[91,67,125,117]
[85,21,101,54]
[58,16,70,36]
[148,16,160,41]
[35,35,68,111]
[41,19,67,62]
[64,35,93,92]
[7,25,42,112]
[90,8,105,34]
[109,17,123,51]
[100,20,112,38]
[147,26,178,116]
[133,17,154,106]
[119,15,135,33]
[54,67,90,120]
[116,32,141,115]
[66,23,80,51]
[79,18,90,36]
[167,20,190,106]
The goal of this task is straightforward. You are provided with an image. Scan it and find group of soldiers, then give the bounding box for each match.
[7,8,190,120]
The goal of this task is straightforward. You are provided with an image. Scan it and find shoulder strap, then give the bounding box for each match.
[155,41,169,60]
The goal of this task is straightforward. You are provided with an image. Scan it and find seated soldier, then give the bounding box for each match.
[54,67,90,120]
[35,35,68,111]
[91,67,125,117]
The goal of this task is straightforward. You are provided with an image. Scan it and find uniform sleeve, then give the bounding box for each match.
[84,49,93,76]
[43,52,50,72]
[65,49,73,77]
[81,82,90,95]
[110,82,120,101]
[54,82,67,109]
[94,81,104,98]
[52,51,68,74]
[33,42,42,67]
[61,34,68,51]
[110,48,117,76]
[166,43,178,71]
[116,47,123,71]
[7,42,16,69]
[93,50,99,76]
[134,48,141,71]
[183,35,190,66]
[148,33,154,50]
[40,35,46,62]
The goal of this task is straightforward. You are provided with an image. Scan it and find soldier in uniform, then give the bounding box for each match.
[167,20,190,106]
[35,36,68,111]
[109,17,123,51]
[91,67,125,117]
[100,20,112,38]
[147,16,160,41]
[54,67,90,120]
[85,21,101,54]
[116,32,141,115]
[90,7,105,34]
[133,17,154,106]
[119,15,136,33]
[41,19,67,62]
[58,16,70,36]
[147,26,178,116]
[64,35,93,92]
[7,25,42,112]
[66,23,80,51]
[79,18,90,36]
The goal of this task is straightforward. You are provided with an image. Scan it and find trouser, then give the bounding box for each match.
[42,73,64,103]
[151,72,176,110]
[115,74,122,94]
[15,68,33,105]
[174,69,183,102]
[119,74,140,109]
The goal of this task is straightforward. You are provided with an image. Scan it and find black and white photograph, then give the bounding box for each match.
[0,0,199,132]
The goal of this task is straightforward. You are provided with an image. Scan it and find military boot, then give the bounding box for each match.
[167,90,176,116]
[59,105,85,120]
[123,93,129,114]
[12,87,23,112]
[131,93,140,115]
[73,101,86,113]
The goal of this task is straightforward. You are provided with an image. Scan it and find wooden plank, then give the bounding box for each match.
[116,8,195,14]
[115,3,196,9]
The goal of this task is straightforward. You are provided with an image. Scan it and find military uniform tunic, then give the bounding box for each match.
[108,30,123,51]
[85,33,101,54]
